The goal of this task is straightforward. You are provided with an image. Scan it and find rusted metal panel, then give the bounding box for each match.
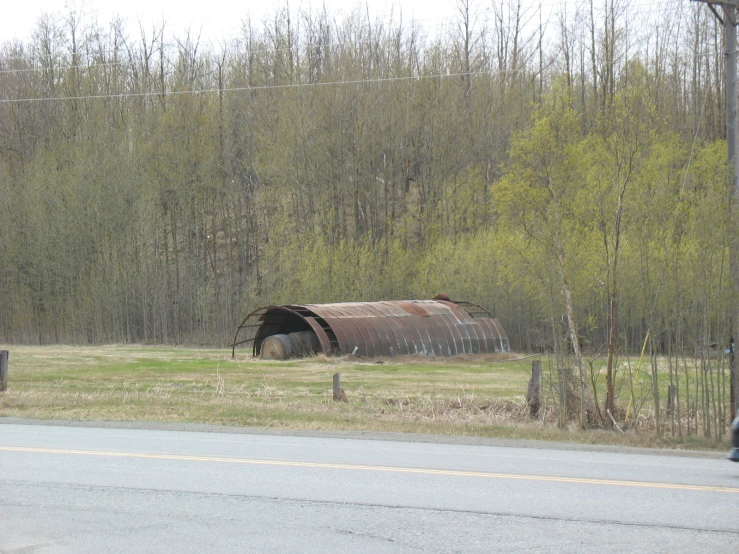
[396,300,431,318]
[342,316,372,356]
[304,300,508,358]
[362,306,391,356]
[386,314,412,355]
[403,304,437,353]
[438,317,457,356]
[474,319,493,354]
[322,310,350,352]
[461,318,481,354]
[437,304,463,355]
[357,316,383,357]
[455,316,474,354]
[477,318,499,353]
[232,298,510,359]
[360,303,405,356]
[428,302,465,351]
[427,304,462,355]
[468,321,485,354]
[304,317,333,355]
[361,303,398,355]
[373,303,414,356]
[395,311,428,355]
[478,316,508,352]
[382,302,422,355]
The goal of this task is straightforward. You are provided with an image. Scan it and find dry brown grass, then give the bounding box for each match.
[0,345,729,451]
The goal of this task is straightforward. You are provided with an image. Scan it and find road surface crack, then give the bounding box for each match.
[3,478,738,538]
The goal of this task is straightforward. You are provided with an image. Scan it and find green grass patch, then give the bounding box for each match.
[0,345,731,452]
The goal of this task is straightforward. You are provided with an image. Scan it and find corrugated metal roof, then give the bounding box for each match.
[231,299,510,359]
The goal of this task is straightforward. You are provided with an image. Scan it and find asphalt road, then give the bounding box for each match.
[1,422,737,553]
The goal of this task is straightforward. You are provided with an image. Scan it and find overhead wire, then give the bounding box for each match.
[0,0,719,103]
[0,67,522,104]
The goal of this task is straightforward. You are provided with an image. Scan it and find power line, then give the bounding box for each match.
[1,33,724,103]
[0,68,521,104]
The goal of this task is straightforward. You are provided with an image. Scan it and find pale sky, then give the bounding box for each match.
[1,0,465,45]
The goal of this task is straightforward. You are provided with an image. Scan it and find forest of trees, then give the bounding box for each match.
[0,1,736,431]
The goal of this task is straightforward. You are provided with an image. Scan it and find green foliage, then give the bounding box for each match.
[0,3,731,372]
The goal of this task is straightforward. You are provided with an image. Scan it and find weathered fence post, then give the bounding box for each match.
[332,373,347,401]
[333,373,341,400]
[526,360,541,418]
[0,350,8,392]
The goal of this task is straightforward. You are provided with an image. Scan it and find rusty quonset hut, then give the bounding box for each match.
[231,298,510,359]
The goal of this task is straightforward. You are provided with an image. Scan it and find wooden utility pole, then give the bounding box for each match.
[696,0,739,418]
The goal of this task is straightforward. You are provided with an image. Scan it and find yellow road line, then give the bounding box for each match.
[1,445,736,494]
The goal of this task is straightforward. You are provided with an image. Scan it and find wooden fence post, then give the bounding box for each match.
[333,373,341,401]
[333,373,346,402]
[526,360,541,418]
[0,350,8,392]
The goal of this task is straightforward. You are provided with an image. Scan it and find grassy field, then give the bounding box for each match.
[0,345,731,451]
